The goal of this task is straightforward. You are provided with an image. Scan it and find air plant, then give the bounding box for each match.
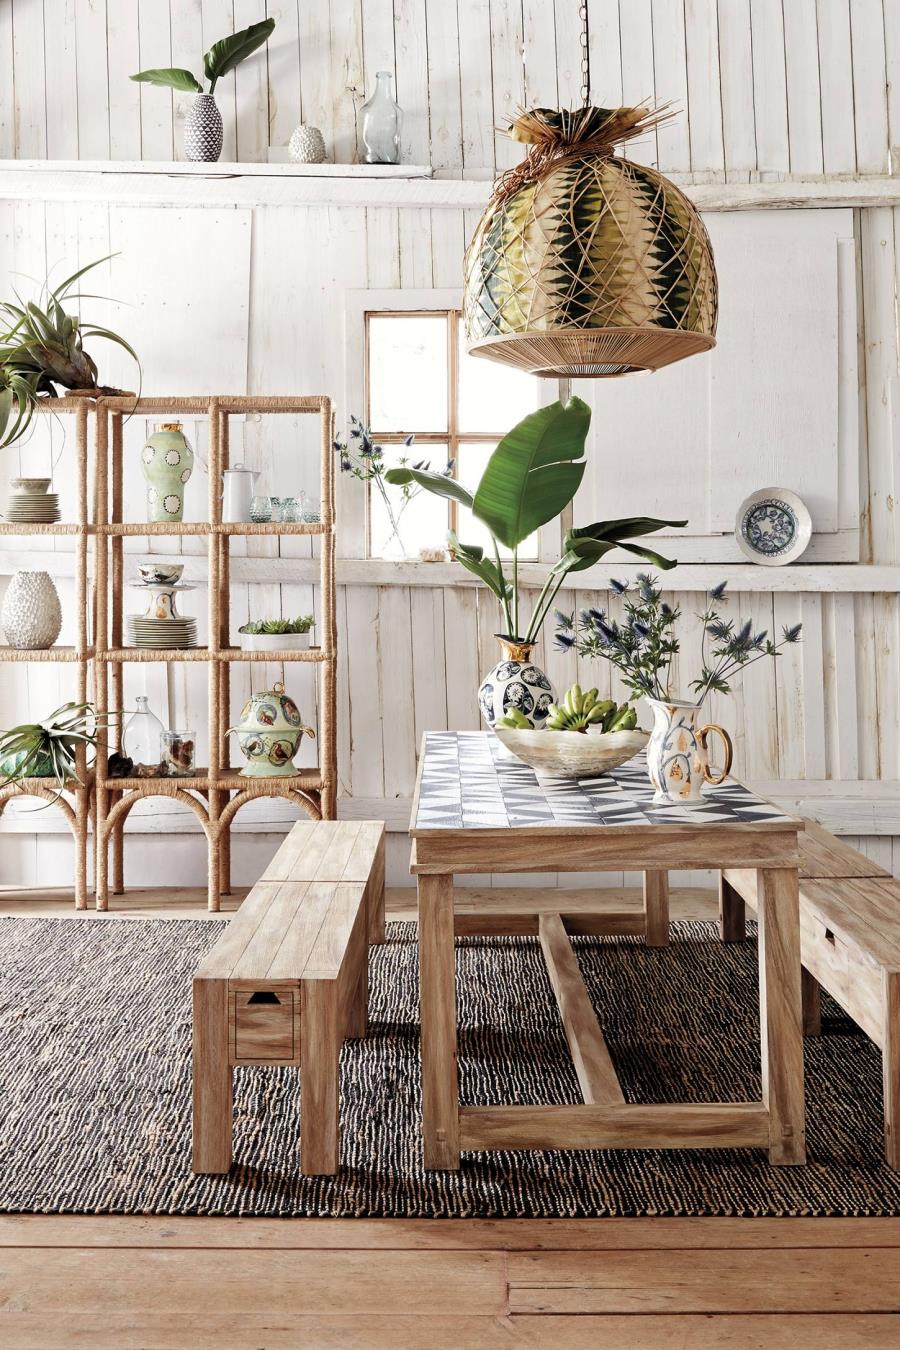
[334,415,454,557]
[0,702,104,796]
[0,256,140,446]
[555,578,801,705]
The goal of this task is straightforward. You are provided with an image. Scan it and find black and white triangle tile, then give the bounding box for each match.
[413,731,793,831]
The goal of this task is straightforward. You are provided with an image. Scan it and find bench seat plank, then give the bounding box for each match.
[800,820,891,880]
[194,882,283,981]
[261,820,383,883]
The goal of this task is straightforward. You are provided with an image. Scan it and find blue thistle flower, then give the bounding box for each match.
[709,581,728,601]
[554,630,576,652]
[782,623,803,643]
[554,610,573,631]
[609,578,628,594]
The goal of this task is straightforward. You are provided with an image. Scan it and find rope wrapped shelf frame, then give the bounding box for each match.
[92,394,337,913]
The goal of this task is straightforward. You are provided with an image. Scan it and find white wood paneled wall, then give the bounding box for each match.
[0,1,896,177]
[0,0,899,891]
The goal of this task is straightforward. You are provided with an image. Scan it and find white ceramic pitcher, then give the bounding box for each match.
[646,698,733,805]
[222,464,258,523]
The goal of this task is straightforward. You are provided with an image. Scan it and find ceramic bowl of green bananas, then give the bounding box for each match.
[493,685,648,778]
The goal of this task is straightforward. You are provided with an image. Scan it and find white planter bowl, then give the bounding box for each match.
[239,631,312,653]
[493,727,649,779]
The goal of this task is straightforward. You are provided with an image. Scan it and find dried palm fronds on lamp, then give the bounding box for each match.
[463,103,718,378]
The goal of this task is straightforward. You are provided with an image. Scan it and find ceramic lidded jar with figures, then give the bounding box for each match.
[227,682,315,777]
[141,422,194,523]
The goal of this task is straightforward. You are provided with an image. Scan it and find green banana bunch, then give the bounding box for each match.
[495,708,532,730]
[546,684,637,733]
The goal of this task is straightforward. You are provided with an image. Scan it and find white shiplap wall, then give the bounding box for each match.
[0,0,896,177]
[0,0,899,892]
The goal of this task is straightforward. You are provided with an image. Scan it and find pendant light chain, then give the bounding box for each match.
[579,2,591,108]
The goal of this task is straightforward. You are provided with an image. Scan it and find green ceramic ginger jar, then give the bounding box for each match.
[227,681,315,778]
[141,422,194,523]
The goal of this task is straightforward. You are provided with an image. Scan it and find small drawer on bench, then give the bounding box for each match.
[800,909,851,1006]
[229,986,299,1065]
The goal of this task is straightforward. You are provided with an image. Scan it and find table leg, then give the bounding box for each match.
[418,872,460,1169]
[757,866,806,1165]
[643,870,669,946]
[192,978,232,1174]
[718,872,746,942]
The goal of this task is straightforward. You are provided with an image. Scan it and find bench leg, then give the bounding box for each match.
[367,831,386,945]
[757,867,806,1165]
[344,953,369,1040]
[802,968,821,1036]
[643,870,669,947]
[884,971,900,1170]
[192,978,232,1174]
[719,873,746,943]
[301,981,341,1174]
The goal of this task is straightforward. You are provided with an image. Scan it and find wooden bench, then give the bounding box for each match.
[721,818,900,1167]
[192,820,385,1176]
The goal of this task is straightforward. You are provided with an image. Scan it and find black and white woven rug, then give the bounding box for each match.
[2,915,899,1218]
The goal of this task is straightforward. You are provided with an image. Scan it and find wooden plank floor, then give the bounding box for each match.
[4,886,900,1346]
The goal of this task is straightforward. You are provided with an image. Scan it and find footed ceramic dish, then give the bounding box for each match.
[493,726,649,779]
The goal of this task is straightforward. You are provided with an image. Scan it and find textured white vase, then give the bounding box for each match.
[1,570,63,649]
[288,124,326,163]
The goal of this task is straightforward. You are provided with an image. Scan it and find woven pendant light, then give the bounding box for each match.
[463,24,718,380]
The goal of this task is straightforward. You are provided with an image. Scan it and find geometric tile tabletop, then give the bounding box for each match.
[411,731,795,832]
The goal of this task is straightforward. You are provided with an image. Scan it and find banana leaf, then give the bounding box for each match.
[472,397,591,550]
[447,532,512,603]
[383,464,475,510]
[130,68,204,93]
[565,515,687,545]
[204,19,275,87]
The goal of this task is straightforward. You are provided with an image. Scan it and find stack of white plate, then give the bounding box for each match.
[4,478,61,524]
[127,615,198,649]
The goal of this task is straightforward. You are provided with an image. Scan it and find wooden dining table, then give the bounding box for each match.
[409,731,805,1170]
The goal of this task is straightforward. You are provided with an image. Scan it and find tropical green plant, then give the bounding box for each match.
[238,615,314,636]
[0,256,140,446]
[386,396,685,643]
[0,702,104,794]
[131,18,275,95]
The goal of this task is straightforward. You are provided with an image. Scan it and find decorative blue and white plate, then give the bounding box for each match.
[735,487,811,566]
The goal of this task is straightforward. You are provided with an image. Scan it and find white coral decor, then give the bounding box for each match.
[288,124,326,164]
[1,570,63,649]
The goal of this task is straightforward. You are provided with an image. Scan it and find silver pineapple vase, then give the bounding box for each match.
[184,94,223,162]
[1,570,63,649]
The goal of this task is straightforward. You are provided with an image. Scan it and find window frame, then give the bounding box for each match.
[344,288,565,562]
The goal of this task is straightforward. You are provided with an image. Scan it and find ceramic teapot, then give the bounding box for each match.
[227,681,314,777]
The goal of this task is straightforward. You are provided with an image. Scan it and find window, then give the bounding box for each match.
[364,309,548,560]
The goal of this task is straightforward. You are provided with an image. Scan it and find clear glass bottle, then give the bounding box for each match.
[359,71,402,165]
[123,696,165,774]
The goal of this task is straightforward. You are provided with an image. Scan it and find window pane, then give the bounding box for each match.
[368,315,448,433]
[369,442,449,559]
[455,442,538,561]
[458,324,543,433]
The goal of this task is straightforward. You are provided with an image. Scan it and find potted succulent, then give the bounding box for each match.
[555,577,802,803]
[0,257,139,448]
[0,702,103,797]
[386,396,684,728]
[238,615,315,653]
[132,19,275,162]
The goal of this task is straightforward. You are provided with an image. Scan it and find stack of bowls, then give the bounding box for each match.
[4,478,61,524]
[127,562,197,649]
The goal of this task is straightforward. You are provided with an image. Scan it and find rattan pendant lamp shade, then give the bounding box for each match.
[463,103,718,378]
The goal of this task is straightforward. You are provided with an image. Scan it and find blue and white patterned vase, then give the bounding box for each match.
[184,94,223,162]
[646,698,733,805]
[478,637,555,730]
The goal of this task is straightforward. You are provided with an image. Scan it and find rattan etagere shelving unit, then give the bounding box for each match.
[0,396,94,909]
[93,394,337,912]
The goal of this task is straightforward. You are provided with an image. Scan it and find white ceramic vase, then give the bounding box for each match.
[478,637,555,729]
[1,570,62,649]
[646,698,733,804]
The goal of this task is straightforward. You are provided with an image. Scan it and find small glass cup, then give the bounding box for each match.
[268,496,284,522]
[280,495,303,522]
[161,729,196,777]
[302,497,321,523]
[249,494,272,523]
